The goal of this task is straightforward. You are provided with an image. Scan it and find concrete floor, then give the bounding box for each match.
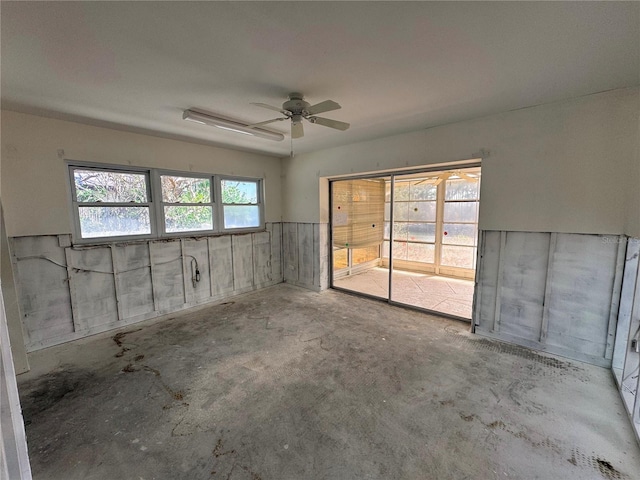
[334,267,474,318]
[17,284,640,480]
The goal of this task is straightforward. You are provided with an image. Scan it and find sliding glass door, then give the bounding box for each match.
[331,177,390,299]
[331,166,480,319]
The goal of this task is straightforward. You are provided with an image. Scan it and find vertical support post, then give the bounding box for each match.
[328,182,335,289]
[267,229,273,283]
[540,232,557,342]
[630,270,640,440]
[0,289,33,480]
[251,232,256,289]
[388,175,395,301]
[618,240,640,390]
[148,242,159,312]
[434,177,446,276]
[313,223,327,290]
[231,235,236,291]
[472,230,485,330]
[492,231,507,332]
[64,248,77,332]
[109,244,122,322]
[207,234,214,298]
[180,238,189,304]
[265,226,272,283]
[606,236,628,360]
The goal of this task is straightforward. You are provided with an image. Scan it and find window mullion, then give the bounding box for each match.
[435,181,445,274]
[151,169,163,238]
[213,175,222,233]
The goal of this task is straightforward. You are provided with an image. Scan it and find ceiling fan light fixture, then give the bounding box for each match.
[183,109,284,141]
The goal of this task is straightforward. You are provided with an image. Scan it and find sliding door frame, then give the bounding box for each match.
[329,162,481,320]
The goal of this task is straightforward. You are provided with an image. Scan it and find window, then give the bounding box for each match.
[220,179,261,229]
[380,167,480,272]
[71,167,153,240]
[69,164,264,242]
[160,174,214,233]
[383,180,437,264]
[441,177,480,269]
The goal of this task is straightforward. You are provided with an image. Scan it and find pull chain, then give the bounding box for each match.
[290,132,294,159]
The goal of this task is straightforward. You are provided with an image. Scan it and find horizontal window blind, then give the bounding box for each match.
[333,179,385,248]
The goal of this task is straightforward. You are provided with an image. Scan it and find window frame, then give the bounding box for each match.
[67,161,265,244]
[154,170,216,237]
[380,169,480,272]
[68,163,157,244]
[383,179,438,265]
[439,176,481,270]
[217,175,264,233]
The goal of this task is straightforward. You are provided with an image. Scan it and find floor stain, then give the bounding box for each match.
[596,458,623,479]
[485,419,561,454]
[567,448,626,479]
[142,365,187,403]
[17,285,638,480]
[21,368,95,419]
[120,362,186,403]
[112,328,142,357]
[114,347,130,358]
[209,438,261,480]
[112,328,142,347]
[506,379,547,414]
[459,413,476,422]
[213,438,236,457]
[447,332,584,373]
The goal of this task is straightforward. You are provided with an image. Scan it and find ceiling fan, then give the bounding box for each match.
[249,92,350,139]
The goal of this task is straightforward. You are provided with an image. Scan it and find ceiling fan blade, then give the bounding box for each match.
[457,172,479,182]
[291,121,304,139]
[415,177,438,185]
[308,116,350,131]
[306,100,341,116]
[246,117,286,128]
[251,102,290,116]
[434,172,452,186]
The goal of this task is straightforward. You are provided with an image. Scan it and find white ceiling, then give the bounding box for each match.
[2,1,638,158]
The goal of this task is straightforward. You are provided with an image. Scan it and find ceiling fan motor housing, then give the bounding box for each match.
[284,92,310,115]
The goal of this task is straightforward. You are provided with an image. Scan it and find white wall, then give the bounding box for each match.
[0,282,32,479]
[1,111,282,238]
[625,105,640,238]
[0,206,28,374]
[282,87,639,235]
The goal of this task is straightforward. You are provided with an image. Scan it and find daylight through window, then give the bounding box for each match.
[72,169,152,239]
[69,164,264,241]
[161,175,214,233]
[221,179,261,229]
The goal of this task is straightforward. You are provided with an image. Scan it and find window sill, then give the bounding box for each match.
[71,228,268,247]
